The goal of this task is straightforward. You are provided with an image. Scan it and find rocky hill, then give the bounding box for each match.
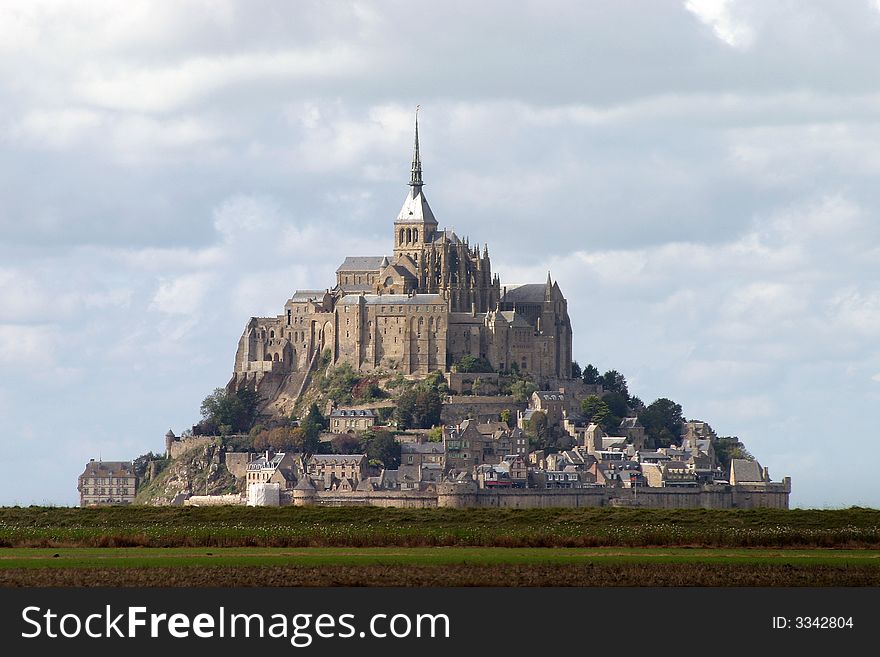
[135,440,239,505]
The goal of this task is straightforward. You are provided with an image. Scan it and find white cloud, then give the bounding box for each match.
[149,273,214,315]
[684,0,756,49]
[76,47,363,113]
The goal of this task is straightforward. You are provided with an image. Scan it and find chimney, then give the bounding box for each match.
[763,466,770,482]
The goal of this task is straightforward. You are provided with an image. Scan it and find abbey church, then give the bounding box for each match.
[229,115,573,408]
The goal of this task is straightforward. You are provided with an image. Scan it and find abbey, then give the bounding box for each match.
[229,115,573,408]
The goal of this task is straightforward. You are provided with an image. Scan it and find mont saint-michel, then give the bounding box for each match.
[229,113,572,418]
[78,115,790,510]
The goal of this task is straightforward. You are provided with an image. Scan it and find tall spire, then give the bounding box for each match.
[409,105,423,189]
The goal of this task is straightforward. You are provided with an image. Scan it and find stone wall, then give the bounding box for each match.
[224,452,256,479]
[310,489,438,508]
[442,395,525,424]
[292,482,790,510]
[168,436,219,460]
[184,494,244,506]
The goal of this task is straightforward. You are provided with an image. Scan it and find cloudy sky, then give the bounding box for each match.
[1,0,878,507]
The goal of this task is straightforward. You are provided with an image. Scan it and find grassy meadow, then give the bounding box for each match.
[2,506,878,586]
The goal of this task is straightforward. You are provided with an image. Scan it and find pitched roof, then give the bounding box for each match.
[429,229,460,244]
[499,310,533,328]
[330,408,377,418]
[730,458,763,483]
[336,256,389,272]
[401,442,445,454]
[395,188,437,225]
[337,293,446,306]
[290,290,327,302]
[309,454,367,464]
[79,461,135,478]
[502,283,546,304]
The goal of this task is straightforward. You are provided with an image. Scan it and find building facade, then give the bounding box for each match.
[228,114,573,409]
[78,460,137,506]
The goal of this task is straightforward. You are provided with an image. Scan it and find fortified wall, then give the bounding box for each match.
[291,479,792,510]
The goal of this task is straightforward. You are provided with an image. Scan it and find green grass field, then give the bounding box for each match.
[2,506,879,548]
[2,546,879,587]
[2,507,878,586]
[2,546,880,569]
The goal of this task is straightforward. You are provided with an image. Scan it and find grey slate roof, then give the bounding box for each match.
[499,310,533,328]
[337,283,373,294]
[337,293,445,306]
[290,290,327,302]
[730,458,763,483]
[80,460,135,478]
[309,454,367,465]
[330,408,377,418]
[395,188,437,224]
[401,443,445,455]
[502,283,546,304]
[336,256,390,272]
[429,229,461,244]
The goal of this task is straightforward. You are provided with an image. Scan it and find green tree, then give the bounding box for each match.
[471,376,482,396]
[299,403,325,455]
[601,370,629,397]
[528,411,548,443]
[713,435,754,471]
[455,355,495,373]
[365,430,401,469]
[638,398,685,449]
[330,432,362,454]
[580,395,610,425]
[426,426,443,442]
[602,392,629,418]
[581,363,600,385]
[499,408,512,428]
[628,396,645,412]
[571,361,582,379]
[198,387,261,435]
[510,379,537,403]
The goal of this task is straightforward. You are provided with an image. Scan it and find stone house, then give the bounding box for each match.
[618,416,646,450]
[329,408,378,433]
[443,419,487,472]
[245,452,304,492]
[729,458,769,485]
[530,390,567,427]
[476,463,513,488]
[307,453,368,489]
[501,454,529,487]
[78,460,137,506]
[401,442,446,470]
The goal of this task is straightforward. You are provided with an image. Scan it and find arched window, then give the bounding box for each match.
[406,228,412,243]
[400,228,405,244]
[413,229,419,242]
[270,330,275,339]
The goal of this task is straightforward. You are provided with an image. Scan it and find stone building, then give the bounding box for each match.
[306,454,369,489]
[245,451,303,493]
[329,408,378,433]
[228,113,573,412]
[78,460,137,506]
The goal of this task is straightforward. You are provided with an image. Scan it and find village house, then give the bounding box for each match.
[329,408,378,433]
[245,451,304,492]
[307,453,369,490]
[78,460,137,506]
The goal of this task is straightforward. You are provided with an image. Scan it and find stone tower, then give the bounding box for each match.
[393,108,438,263]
